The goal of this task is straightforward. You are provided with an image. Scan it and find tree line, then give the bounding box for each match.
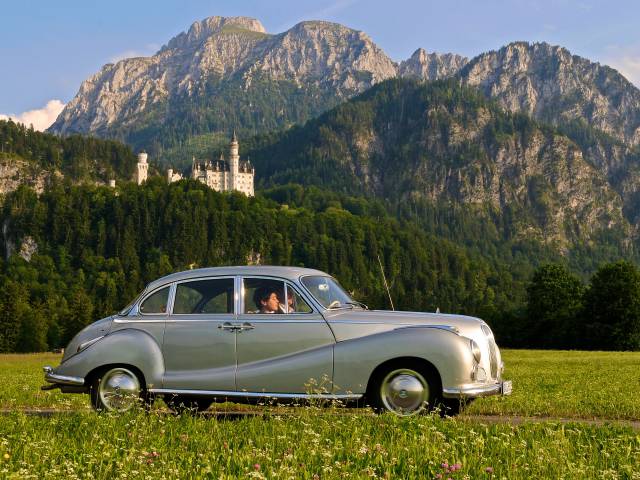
[517,262,640,351]
[0,179,637,352]
[0,179,520,352]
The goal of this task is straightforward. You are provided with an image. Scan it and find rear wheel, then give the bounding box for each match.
[167,395,213,414]
[90,367,146,412]
[368,365,438,416]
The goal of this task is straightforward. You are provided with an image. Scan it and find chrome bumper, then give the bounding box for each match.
[42,365,85,387]
[442,380,512,399]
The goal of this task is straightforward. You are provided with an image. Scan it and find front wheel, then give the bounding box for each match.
[90,367,147,412]
[368,366,438,416]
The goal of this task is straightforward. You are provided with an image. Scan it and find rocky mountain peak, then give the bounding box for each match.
[50,15,403,137]
[162,16,268,52]
[399,48,468,80]
[260,19,396,91]
[460,41,640,145]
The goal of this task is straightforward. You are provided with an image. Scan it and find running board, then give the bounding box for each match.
[148,388,363,401]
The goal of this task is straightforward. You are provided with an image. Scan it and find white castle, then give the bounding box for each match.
[135,132,255,196]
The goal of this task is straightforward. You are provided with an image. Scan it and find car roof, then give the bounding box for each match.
[145,265,329,291]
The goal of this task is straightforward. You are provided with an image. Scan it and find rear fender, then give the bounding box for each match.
[54,329,165,388]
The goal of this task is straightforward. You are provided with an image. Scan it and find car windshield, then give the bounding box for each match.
[301,276,359,309]
[118,289,144,316]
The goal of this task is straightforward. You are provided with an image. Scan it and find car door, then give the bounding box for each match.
[161,276,237,391]
[235,277,336,394]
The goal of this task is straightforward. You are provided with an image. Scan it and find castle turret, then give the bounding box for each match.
[136,151,148,185]
[167,168,173,182]
[191,156,199,179]
[229,130,239,190]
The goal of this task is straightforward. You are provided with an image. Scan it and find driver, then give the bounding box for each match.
[252,286,283,314]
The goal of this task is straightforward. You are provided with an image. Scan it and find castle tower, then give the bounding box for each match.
[191,156,198,179]
[229,130,239,191]
[167,168,173,182]
[136,151,148,185]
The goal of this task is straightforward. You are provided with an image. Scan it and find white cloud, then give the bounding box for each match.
[0,99,66,132]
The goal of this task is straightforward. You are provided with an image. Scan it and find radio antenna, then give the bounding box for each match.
[377,254,395,311]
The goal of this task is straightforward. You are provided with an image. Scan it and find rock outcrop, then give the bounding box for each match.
[0,158,51,195]
[399,48,468,80]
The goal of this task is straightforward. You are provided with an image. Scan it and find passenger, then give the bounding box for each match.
[278,286,296,313]
[252,286,283,314]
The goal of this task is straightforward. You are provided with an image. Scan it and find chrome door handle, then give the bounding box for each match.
[219,322,239,331]
[239,322,255,331]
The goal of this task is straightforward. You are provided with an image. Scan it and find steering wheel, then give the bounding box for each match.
[328,300,341,309]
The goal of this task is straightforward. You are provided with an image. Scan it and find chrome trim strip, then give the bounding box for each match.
[384,324,461,335]
[77,335,104,352]
[232,318,326,324]
[43,366,85,386]
[442,381,511,398]
[148,388,362,400]
[113,319,167,323]
[327,321,461,334]
[164,318,235,324]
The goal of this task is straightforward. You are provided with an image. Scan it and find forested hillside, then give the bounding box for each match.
[0,119,137,186]
[245,79,635,262]
[0,179,536,352]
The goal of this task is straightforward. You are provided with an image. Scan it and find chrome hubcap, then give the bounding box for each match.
[380,369,429,416]
[98,368,140,412]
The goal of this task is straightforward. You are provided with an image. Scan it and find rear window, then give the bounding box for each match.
[139,287,170,314]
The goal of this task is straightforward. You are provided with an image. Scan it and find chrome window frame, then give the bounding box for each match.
[170,276,237,316]
[239,275,317,315]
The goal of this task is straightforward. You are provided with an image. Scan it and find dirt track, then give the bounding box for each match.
[1,408,639,429]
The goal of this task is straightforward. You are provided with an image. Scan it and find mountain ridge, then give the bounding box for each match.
[245,78,634,253]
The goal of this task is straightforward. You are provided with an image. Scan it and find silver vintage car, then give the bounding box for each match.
[43,266,511,416]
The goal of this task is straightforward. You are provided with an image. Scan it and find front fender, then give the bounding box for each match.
[333,326,474,394]
[54,329,165,388]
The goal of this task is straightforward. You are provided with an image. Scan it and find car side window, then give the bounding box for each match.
[173,278,234,314]
[139,286,170,314]
[243,278,286,314]
[242,278,313,314]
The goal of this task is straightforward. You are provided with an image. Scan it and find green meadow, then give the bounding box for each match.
[2,350,639,420]
[0,350,638,478]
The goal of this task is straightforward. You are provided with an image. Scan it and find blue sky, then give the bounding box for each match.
[1,0,639,130]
